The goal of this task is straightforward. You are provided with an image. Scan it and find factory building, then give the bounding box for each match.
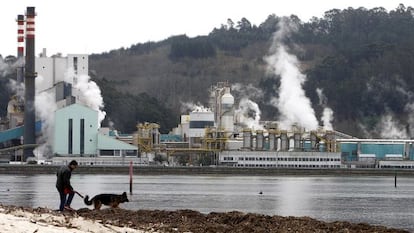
[338,139,414,168]
[220,151,341,168]
[0,50,140,164]
[36,50,88,93]
[166,81,414,169]
[37,53,140,164]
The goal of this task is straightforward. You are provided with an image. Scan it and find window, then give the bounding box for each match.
[73,57,78,74]
[125,150,137,157]
[80,119,85,155]
[68,119,73,154]
[100,150,114,156]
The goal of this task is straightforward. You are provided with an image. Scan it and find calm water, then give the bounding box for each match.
[0,174,413,232]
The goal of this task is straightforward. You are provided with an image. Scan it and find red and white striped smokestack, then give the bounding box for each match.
[23,6,37,161]
[17,15,24,57]
[16,14,24,84]
[25,9,35,40]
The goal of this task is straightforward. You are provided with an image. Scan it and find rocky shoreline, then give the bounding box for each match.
[0,204,409,233]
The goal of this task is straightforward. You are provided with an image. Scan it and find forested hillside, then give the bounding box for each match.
[1,4,414,137]
[88,4,414,137]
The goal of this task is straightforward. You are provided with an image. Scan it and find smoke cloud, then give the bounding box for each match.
[316,88,334,130]
[74,74,106,124]
[34,81,58,158]
[265,17,318,130]
[364,78,413,138]
[0,56,24,77]
[6,79,25,99]
[234,97,264,130]
[0,57,13,77]
[377,113,408,139]
[180,101,211,113]
[231,83,264,100]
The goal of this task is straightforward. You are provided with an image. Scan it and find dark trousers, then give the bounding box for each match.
[57,188,74,211]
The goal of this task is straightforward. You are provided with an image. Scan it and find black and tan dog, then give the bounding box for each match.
[84,192,129,210]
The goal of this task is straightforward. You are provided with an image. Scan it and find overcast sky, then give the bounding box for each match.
[0,0,411,57]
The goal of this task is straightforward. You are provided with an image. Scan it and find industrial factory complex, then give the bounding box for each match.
[1,7,414,170]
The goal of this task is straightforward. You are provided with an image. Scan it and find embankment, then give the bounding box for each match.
[1,164,414,176]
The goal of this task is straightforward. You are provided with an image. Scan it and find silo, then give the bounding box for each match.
[310,131,318,150]
[280,131,289,151]
[220,87,234,137]
[243,129,252,149]
[268,130,276,151]
[293,133,302,151]
[256,130,264,150]
[325,130,336,152]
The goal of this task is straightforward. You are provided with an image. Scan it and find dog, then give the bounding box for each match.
[84,191,129,210]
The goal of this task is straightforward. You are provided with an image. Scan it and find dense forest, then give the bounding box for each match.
[1,4,414,138]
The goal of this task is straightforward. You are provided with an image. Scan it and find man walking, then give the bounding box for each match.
[56,160,78,211]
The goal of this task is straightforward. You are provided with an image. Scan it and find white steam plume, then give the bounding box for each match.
[321,108,334,130]
[265,17,318,130]
[378,114,408,139]
[231,83,264,99]
[235,97,264,130]
[0,57,13,77]
[181,101,211,112]
[0,57,24,77]
[6,79,25,98]
[74,74,106,125]
[316,88,334,130]
[405,102,414,137]
[34,84,58,158]
[1,57,25,98]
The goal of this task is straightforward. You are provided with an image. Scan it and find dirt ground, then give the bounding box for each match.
[4,205,410,233]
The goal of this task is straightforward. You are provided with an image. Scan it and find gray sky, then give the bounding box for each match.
[0,0,410,57]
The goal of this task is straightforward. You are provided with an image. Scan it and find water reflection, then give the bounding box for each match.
[0,174,413,232]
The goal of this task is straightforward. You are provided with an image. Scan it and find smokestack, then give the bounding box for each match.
[23,6,37,161]
[16,15,24,85]
[17,14,25,84]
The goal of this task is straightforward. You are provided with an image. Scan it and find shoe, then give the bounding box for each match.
[64,205,75,211]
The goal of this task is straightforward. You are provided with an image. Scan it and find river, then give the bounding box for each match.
[0,174,413,232]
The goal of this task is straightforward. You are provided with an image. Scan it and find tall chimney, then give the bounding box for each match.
[23,6,37,161]
[16,14,25,84]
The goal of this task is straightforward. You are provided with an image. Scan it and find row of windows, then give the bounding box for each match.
[222,156,340,162]
[99,150,137,156]
[380,165,414,169]
[189,121,214,129]
[236,164,341,168]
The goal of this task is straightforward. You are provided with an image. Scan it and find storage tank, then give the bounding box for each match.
[256,130,264,150]
[293,132,302,151]
[310,131,318,150]
[280,131,289,151]
[221,88,234,137]
[243,129,252,149]
[268,130,277,151]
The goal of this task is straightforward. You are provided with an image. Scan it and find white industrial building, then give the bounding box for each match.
[220,151,342,168]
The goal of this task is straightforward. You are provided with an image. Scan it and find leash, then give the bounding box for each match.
[75,191,84,198]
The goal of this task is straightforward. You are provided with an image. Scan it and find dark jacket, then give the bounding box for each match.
[56,165,73,192]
